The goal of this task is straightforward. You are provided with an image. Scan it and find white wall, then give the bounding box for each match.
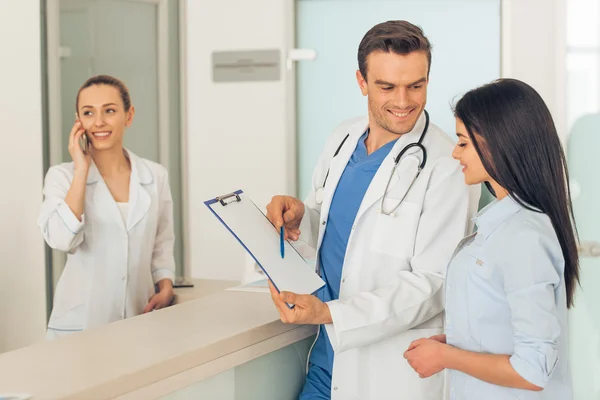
[502,0,567,139]
[184,0,295,281]
[0,0,48,352]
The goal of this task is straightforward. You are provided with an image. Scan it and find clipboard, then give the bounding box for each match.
[205,190,325,300]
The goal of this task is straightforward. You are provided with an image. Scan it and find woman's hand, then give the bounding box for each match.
[404,338,449,378]
[68,119,92,173]
[143,280,174,313]
[428,334,447,343]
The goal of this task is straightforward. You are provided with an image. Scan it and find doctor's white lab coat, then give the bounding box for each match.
[299,113,480,400]
[38,150,175,332]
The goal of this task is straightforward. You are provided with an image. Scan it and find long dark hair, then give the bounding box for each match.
[454,79,580,308]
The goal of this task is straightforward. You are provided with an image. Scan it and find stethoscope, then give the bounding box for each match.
[315,110,429,217]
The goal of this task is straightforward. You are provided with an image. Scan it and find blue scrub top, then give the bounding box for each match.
[300,131,398,399]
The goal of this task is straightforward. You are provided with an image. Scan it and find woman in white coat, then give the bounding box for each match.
[39,75,176,338]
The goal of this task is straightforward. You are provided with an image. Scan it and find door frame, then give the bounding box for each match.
[178,0,191,277]
[500,0,567,142]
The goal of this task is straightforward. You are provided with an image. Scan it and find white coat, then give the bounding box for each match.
[38,150,175,332]
[299,112,480,400]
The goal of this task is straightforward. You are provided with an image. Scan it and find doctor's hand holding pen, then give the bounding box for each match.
[266,195,305,241]
[266,196,333,325]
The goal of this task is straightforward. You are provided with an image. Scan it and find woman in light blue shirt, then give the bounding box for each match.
[404,79,579,399]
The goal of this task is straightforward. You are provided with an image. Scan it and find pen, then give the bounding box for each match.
[280,226,285,258]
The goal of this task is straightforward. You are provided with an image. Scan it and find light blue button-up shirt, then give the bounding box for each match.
[445,196,572,399]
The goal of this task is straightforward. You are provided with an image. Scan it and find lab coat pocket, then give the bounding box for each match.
[370,199,420,258]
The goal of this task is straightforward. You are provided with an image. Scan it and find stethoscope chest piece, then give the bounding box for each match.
[315,187,325,205]
[376,208,396,217]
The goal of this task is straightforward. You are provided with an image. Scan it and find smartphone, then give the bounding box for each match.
[79,133,89,154]
[75,112,90,154]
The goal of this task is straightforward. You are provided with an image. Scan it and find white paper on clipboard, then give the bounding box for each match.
[204,190,325,296]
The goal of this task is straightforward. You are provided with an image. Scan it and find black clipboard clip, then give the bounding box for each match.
[216,191,242,206]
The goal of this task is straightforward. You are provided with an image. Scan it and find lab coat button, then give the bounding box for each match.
[122,276,126,281]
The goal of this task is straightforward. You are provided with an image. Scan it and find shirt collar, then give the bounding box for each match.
[473,195,523,239]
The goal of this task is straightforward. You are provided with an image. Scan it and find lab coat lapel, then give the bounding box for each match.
[319,121,368,225]
[126,150,152,232]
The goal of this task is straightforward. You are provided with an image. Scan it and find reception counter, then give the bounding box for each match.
[0,280,317,399]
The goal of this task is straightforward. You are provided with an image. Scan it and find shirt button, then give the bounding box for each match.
[122,276,126,281]
[333,386,338,391]
[322,221,326,226]
[342,278,346,283]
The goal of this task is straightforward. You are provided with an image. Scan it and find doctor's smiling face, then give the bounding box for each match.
[356,21,431,136]
[76,76,135,153]
[357,51,428,136]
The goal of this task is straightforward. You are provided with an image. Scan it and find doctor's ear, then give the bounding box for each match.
[356,70,368,96]
[125,105,135,127]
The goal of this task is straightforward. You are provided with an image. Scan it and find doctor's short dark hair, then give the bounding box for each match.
[76,74,132,113]
[358,20,432,81]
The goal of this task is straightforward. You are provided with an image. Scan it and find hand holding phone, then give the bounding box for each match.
[79,132,89,154]
[69,114,92,171]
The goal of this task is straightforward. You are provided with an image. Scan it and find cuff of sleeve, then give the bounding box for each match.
[152,268,175,284]
[57,202,85,234]
[324,300,343,351]
[509,351,557,389]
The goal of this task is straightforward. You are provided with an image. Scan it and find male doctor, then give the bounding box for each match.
[266,21,479,399]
